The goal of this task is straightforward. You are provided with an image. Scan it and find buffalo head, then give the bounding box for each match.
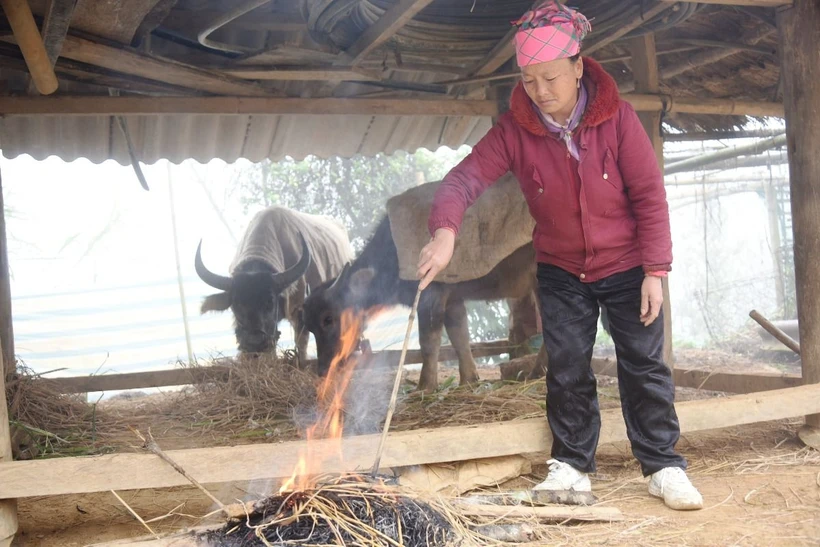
[302,264,375,376]
[195,233,311,354]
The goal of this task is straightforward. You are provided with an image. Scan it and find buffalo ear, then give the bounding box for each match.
[201,292,231,313]
[349,268,376,300]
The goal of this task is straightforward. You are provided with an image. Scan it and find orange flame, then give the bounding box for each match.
[279,308,368,493]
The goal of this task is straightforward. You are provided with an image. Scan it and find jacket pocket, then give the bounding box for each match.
[602,149,625,191]
[521,164,546,203]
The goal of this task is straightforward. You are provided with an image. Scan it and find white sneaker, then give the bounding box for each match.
[533,459,591,492]
[648,467,703,510]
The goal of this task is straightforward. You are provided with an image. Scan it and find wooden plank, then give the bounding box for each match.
[0,96,499,117]
[591,357,802,393]
[777,0,820,429]
[224,67,381,81]
[661,0,790,6]
[337,0,437,66]
[628,34,673,366]
[0,341,18,547]
[0,0,58,94]
[0,34,275,97]
[2,382,820,499]
[43,340,514,394]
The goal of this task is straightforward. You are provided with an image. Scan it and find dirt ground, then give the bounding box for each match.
[10,348,819,546]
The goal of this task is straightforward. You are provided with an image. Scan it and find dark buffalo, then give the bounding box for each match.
[302,215,536,392]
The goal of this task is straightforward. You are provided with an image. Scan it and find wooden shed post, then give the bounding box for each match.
[0,168,16,547]
[627,34,674,367]
[0,170,13,381]
[777,0,820,439]
[0,341,17,547]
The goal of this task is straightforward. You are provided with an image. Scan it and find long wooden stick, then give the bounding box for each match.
[749,309,801,355]
[370,287,422,477]
[133,429,227,513]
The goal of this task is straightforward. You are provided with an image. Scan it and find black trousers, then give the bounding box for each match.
[537,263,687,476]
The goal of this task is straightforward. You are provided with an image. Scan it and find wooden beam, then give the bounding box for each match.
[664,133,786,175]
[43,340,514,394]
[0,96,499,117]
[777,0,820,430]
[2,382,820,499]
[223,67,381,82]
[468,27,517,77]
[628,33,673,365]
[0,341,17,547]
[591,358,802,394]
[0,0,58,94]
[1,34,276,97]
[661,0,790,6]
[337,0,436,66]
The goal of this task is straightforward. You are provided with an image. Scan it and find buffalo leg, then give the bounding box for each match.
[443,297,480,385]
[417,295,446,393]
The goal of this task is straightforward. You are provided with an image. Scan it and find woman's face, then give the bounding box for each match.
[521,57,583,120]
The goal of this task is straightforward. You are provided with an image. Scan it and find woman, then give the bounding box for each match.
[416,1,702,511]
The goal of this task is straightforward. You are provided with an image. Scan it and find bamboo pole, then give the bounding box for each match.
[664,134,787,175]
[167,163,194,366]
[0,0,59,94]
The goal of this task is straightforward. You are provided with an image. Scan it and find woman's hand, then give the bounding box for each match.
[417,228,456,290]
[640,275,664,326]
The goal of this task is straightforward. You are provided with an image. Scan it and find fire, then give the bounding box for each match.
[279,307,371,493]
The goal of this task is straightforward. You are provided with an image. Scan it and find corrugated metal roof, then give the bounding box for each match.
[0,112,491,164]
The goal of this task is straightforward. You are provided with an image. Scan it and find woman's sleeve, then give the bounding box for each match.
[616,102,673,272]
[428,120,514,237]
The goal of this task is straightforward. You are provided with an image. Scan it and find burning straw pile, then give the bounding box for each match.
[204,476,458,547]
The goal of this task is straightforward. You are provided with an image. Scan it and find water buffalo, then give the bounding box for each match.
[302,215,537,392]
[195,206,353,363]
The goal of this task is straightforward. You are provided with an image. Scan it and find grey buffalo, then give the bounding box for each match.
[195,206,353,364]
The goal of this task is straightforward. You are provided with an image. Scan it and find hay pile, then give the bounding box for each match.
[5,364,105,459]
[164,355,319,437]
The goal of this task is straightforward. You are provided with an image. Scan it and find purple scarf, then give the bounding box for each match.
[535,82,587,160]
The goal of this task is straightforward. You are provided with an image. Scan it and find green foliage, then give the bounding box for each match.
[234,146,509,345]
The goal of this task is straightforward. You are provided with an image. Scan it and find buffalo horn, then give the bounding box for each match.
[194,240,233,291]
[271,232,311,291]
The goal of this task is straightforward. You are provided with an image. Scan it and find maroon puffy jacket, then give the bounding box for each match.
[428,57,672,283]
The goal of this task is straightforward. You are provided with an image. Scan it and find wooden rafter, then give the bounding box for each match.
[336,0,437,66]
[0,34,278,97]
[0,0,58,94]
[0,93,783,117]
